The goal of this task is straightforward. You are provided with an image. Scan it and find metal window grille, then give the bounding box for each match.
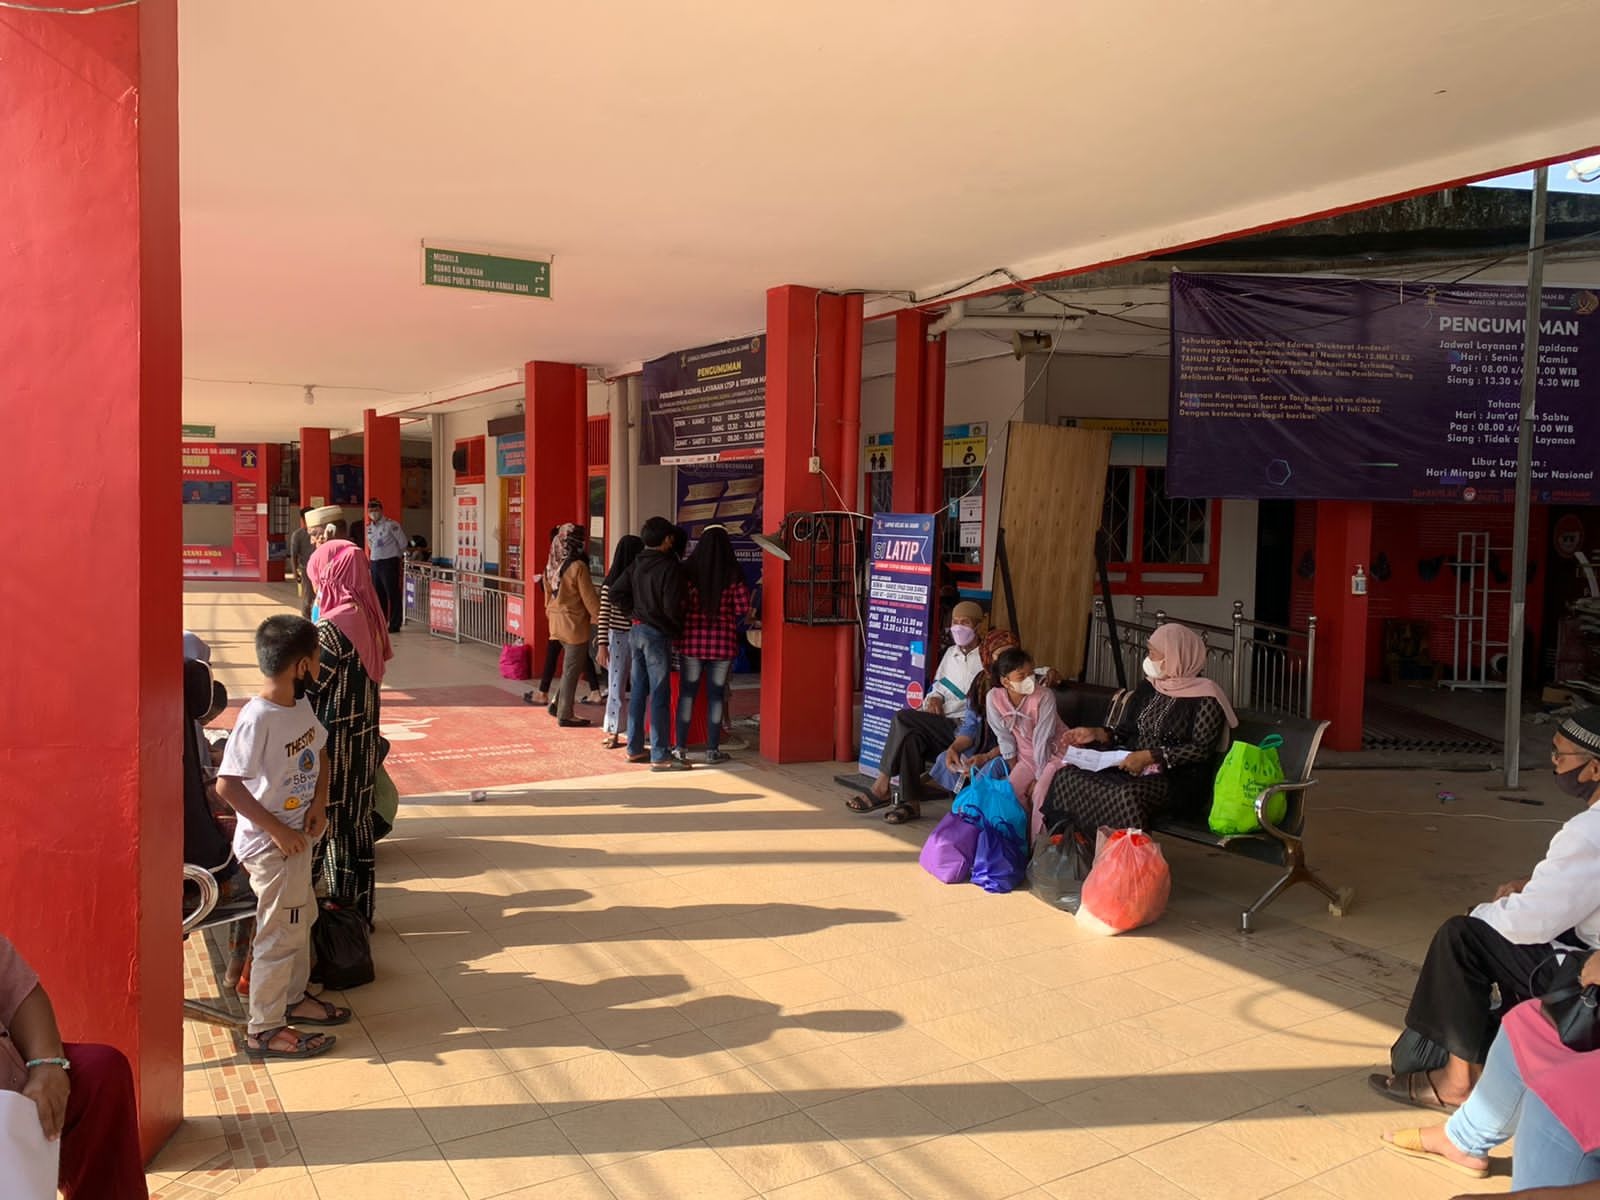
[1101,466,1134,561]
[1141,468,1210,565]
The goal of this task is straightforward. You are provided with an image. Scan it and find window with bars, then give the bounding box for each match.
[1100,464,1219,595]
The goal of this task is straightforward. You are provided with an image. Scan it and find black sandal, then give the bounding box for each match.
[845,794,891,814]
[244,1026,336,1060]
[1366,1071,1458,1114]
[287,995,352,1027]
[883,803,920,825]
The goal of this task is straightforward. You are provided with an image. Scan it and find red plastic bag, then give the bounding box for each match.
[1077,828,1171,935]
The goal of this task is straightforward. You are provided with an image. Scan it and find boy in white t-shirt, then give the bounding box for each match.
[216,615,352,1059]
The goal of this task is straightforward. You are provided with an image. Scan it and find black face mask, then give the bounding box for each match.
[1555,762,1595,801]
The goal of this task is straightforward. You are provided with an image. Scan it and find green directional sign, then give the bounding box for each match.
[182,423,216,439]
[423,246,551,298]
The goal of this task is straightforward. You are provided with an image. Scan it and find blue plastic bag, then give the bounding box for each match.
[952,763,1028,845]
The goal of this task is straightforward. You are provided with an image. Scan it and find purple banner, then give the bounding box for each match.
[1169,272,1600,503]
[641,335,766,465]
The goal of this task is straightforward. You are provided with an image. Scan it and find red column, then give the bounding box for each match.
[525,361,587,648]
[573,365,591,545]
[300,426,332,508]
[834,294,865,761]
[362,409,401,523]
[892,310,931,512]
[922,332,948,512]
[0,0,182,1157]
[1311,501,1373,750]
[761,286,847,762]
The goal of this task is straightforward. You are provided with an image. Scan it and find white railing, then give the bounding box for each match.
[403,563,526,649]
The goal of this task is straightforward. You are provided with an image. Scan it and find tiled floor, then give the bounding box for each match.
[156,584,1564,1197]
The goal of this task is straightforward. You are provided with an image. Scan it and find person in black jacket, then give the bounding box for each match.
[613,516,691,770]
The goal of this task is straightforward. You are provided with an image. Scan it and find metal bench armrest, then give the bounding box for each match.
[1254,778,1317,845]
[182,864,221,936]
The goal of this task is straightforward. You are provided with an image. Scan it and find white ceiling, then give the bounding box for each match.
[179,0,1600,442]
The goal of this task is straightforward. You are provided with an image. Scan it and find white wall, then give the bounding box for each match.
[438,399,522,571]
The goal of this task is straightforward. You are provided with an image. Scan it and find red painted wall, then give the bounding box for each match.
[0,0,184,1157]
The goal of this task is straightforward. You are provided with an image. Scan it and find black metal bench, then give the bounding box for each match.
[1054,685,1353,932]
[182,865,256,1030]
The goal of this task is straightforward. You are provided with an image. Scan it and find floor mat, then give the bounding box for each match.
[1362,694,1499,754]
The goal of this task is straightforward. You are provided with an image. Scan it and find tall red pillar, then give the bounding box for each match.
[1311,501,1373,751]
[0,0,183,1157]
[525,361,587,647]
[892,310,931,513]
[300,426,332,508]
[761,286,848,762]
[362,409,401,524]
[922,332,948,512]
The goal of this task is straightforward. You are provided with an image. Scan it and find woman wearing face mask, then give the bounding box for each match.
[1042,622,1236,856]
[303,539,393,928]
[985,646,1071,842]
[850,600,988,822]
[1370,707,1600,1121]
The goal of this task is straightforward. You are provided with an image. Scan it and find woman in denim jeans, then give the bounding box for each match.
[675,526,750,764]
[595,536,643,750]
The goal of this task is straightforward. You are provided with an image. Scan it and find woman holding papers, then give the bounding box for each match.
[1042,623,1236,855]
[849,601,989,823]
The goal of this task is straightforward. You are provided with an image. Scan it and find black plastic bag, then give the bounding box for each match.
[1389,1028,1449,1076]
[1027,831,1093,914]
[312,900,375,990]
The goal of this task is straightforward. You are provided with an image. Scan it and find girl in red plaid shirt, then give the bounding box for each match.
[676,526,751,763]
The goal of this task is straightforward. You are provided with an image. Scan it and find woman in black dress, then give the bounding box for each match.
[1043,622,1236,848]
[304,539,392,926]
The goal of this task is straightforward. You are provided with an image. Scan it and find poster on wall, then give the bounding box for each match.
[496,431,526,477]
[453,484,484,573]
[857,513,938,777]
[181,443,268,579]
[1169,272,1600,503]
[674,462,764,588]
[641,335,766,465]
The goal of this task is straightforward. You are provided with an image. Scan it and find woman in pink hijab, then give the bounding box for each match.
[1042,622,1236,858]
[304,540,393,927]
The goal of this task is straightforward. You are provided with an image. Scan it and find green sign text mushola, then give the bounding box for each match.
[423,247,551,298]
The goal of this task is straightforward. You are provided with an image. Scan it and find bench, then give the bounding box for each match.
[1054,685,1353,932]
[182,864,256,1030]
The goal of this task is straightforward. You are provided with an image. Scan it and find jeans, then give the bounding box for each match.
[677,656,732,753]
[1446,1022,1600,1190]
[626,624,674,762]
[604,627,633,735]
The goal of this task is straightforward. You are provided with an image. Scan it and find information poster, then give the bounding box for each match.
[505,594,524,639]
[428,580,456,634]
[1169,272,1600,503]
[642,335,766,464]
[858,513,937,777]
[674,462,764,588]
[181,442,269,579]
[453,484,484,573]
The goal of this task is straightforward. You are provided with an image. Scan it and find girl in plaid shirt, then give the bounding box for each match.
[675,526,751,763]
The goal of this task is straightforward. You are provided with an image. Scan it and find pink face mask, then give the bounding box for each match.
[950,625,977,648]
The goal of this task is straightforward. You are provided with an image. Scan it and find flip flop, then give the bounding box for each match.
[1367,1071,1458,1115]
[286,996,352,1027]
[883,804,921,825]
[845,794,891,815]
[243,1026,336,1060]
[1379,1129,1489,1179]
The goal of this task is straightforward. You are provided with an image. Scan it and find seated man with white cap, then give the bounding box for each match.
[848,600,988,825]
[1371,705,1600,1115]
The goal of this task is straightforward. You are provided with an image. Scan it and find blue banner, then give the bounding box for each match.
[496,431,526,477]
[673,462,764,590]
[1170,272,1600,503]
[858,513,938,777]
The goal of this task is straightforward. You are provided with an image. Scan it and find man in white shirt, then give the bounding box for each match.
[850,601,988,823]
[1371,707,1600,1115]
[364,497,407,634]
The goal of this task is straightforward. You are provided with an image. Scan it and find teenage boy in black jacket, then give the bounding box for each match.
[613,517,691,769]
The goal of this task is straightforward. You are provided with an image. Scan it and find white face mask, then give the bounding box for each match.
[1012,675,1036,696]
[1143,656,1165,680]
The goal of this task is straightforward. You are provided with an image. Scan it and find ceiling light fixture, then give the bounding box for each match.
[303,385,316,406]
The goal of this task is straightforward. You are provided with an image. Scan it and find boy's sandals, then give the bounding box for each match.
[884,803,921,825]
[287,996,352,1027]
[244,1026,336,1060]
[1379,1129,1489,1179]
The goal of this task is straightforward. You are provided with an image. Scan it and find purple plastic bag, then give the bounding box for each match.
[919,811,980,884]
[971,823,1028,894]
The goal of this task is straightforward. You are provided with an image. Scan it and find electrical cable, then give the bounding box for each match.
[0,0,136,10]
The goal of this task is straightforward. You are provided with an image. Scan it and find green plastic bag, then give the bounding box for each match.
[373,765,399,842]
[1208,734,1287,836]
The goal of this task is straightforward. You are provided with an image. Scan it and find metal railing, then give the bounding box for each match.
[403,563,526,649]
[1084,597,1317,719]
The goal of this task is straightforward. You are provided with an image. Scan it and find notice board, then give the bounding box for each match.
[857,513,938,776]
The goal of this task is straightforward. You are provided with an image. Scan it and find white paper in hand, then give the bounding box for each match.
[1062,747,1132,772]
[0,1090,59,1200]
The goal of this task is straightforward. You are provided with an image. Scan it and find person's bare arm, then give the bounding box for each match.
[216,776,307,856]
[303,749,331,842]
[10,984,69,1139]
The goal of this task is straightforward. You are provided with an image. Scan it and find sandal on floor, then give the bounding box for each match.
[1367,1071,1459,1115]
[601,734,621,749]
[883,804,920,825]
[845,794,891,814]
[1379,1129,1488,1178]
[287,996,352,1027]
[244,1026,336,1060]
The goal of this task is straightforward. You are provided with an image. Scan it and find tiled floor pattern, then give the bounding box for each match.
[158,584,1551,1197]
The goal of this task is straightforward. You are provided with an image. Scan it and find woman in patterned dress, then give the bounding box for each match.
[304,540,392,926]
[1042,623,1235,853]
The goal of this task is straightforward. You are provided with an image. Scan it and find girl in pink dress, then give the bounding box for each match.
[984,646,1070,843]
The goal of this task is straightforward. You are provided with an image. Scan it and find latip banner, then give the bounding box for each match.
[858,513,937,777]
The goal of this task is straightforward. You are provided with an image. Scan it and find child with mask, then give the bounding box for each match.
[986,646,1071,842]
[216,614,353,1059]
